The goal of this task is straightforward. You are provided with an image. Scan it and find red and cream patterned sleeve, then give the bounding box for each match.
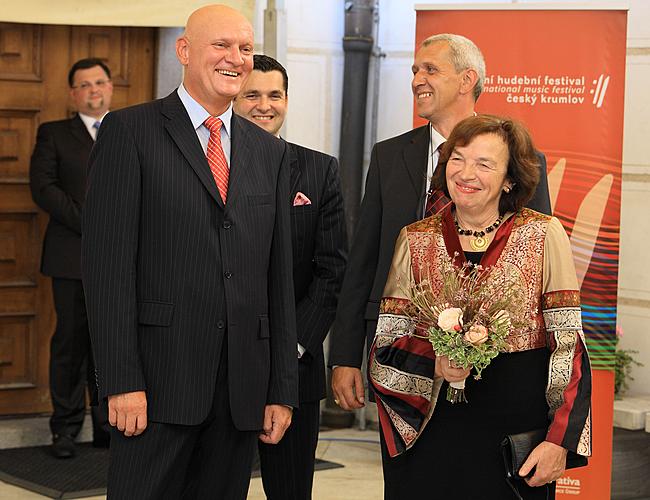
[369,226,444,457]
[541,217,592,457]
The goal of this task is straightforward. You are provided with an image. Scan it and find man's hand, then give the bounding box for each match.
[108,391,147,437]
[519,440,568,487]
[258,405,293,444]
[331,366,365,410]
[434,355,471,383]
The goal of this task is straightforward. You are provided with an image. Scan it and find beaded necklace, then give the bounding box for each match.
[454,213,504,251]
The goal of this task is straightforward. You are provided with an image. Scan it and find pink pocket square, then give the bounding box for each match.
[293,192,312,206]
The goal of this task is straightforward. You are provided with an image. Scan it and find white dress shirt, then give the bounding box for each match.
[78,111,109,141]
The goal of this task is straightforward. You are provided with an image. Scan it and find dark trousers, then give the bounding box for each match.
[107,339,257,500]
[49,278,109,440]
[259,399,320,500]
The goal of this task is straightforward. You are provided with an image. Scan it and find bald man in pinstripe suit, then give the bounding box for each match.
[82,6,297,499]
[234,55,347,499]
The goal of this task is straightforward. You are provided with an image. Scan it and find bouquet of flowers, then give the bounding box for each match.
[402,257,528,403]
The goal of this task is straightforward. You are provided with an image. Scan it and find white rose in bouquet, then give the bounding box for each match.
[437,307,463,332]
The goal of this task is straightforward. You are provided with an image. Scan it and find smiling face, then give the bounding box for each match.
[233,69,287,136]
[69,65,113,118]
[411,41,466,124]
[445,133,512,217]
[176,5,254,115]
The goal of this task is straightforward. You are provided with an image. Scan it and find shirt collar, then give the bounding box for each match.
[177,83,232,138]
[429,123,446,153]
[78,111,108,129]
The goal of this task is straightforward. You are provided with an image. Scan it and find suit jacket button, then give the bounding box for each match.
[217,320,225,329]
[223,221,232,229]
[224,271,232,279]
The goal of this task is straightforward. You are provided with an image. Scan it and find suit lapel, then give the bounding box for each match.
[288,142,301,196]
[69,115,93,149]
[402,125,430,198]
[227,114,253,209]
[161,91,223,207]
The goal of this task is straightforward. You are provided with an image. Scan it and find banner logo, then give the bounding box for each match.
[591,74,610,108]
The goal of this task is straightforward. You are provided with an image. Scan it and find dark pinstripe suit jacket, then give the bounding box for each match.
[287,142,347,403]
[82,91,298,430]
[30,115,93,279]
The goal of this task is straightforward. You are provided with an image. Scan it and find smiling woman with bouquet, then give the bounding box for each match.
[368,115,591,499]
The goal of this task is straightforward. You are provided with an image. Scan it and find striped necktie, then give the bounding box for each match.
[203,116,229,203]
[92,121,101,141]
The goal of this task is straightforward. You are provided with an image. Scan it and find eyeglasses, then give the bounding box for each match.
[72,79,111,90]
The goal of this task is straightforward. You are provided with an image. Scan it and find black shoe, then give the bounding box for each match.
[52,434,76,458]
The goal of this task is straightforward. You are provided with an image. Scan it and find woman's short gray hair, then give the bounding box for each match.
[422,34,486,101]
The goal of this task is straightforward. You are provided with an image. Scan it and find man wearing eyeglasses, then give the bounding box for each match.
[30,57,114,458]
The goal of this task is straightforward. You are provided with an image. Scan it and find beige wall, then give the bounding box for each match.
[255,1,344,158]
[617,0,650,395]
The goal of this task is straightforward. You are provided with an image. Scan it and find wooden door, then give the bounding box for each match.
[0,23,155,415]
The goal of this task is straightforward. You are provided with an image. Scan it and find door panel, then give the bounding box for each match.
[0,24,42,81]
[0,110,39,179]
[0,22,155,415]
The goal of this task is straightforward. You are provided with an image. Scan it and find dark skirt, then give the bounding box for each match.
[380,348,556,500]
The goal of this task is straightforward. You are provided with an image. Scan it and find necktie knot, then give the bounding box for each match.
[433,141,445,156]
[93,121,101,130]
[204,116,222,134]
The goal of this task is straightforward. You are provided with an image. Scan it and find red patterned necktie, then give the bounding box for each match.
[204,116,229,203]
[424,141,451,218]
[424,188,451,218]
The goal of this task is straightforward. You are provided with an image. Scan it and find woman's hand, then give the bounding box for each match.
[435,355,471,382]
[519,440,568,487]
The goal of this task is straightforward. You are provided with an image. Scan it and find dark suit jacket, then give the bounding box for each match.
[82,91,298,430]
[30,115,93,279]
[287,142,347,403]
[329,124,552,369]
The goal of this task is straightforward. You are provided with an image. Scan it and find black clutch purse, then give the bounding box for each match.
[501,429,588,500]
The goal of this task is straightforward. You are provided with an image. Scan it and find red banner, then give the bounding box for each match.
[415,6,627,499]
